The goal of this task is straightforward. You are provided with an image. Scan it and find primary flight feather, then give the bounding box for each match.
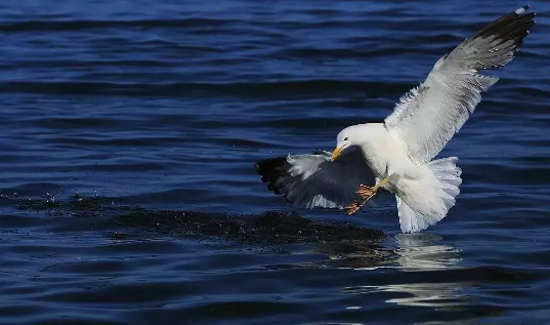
[255,6,535,233]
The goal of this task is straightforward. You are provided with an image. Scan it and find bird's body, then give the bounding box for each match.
[255,6,535,233]
[341,123,420,194]
[333,122,464,232]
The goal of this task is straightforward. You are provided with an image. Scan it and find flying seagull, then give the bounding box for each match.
[255,6,535,233]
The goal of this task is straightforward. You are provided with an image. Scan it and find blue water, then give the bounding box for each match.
[0,1,549,324]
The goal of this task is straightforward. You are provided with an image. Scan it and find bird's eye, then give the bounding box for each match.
[344,137,348,141]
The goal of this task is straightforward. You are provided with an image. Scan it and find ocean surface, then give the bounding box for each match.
[0,1,549,324]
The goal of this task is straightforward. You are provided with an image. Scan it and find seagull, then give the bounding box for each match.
[255,6,535,233]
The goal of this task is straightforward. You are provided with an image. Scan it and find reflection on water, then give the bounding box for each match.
[322,234,470,312]
[392,234,462,272]
[315,233,462,272]
[343,282,469,308]
[383,282,467,308]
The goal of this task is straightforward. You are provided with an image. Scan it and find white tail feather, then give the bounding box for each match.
[397,157,462,233]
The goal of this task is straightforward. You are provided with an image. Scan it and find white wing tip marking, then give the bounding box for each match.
[515,6,529,15]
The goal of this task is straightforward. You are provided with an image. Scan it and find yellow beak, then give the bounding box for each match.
[331,146,344,162]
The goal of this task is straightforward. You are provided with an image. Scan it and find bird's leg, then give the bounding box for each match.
[344,199,366,215]
[345,177,390,215]
[356,177,389,200]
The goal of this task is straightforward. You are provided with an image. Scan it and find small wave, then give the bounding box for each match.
[0,18,240,32]
[0,79,412,98]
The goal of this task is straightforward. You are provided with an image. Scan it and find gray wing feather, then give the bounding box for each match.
[385,6,535,164]
[255,147,375,209]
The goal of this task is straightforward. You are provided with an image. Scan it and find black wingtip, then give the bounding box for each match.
[254,157,289,196]
[254,157,286,178]
[478,5,536,37]
[460,5,536,70]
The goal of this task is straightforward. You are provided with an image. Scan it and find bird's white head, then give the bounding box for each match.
[331,124,368,161]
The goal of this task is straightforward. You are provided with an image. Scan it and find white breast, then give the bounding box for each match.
[358,123,415,188]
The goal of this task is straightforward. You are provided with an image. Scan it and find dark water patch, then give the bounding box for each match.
[115,209,386,245]
[467,162,550,185]
[33,117,129,130]
[47,136,184,148]
[277,46,443,61]
[261,117,382,130]
[0,18,242,33]
[0,80,414,99]
[9,195,386,245]
[2,183,65,198]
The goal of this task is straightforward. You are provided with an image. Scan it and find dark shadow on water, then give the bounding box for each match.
[14,196,386,245]
[115,209,386,244]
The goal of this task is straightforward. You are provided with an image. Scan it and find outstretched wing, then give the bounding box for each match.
[385,6,535,164]
[255,147,375,209]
